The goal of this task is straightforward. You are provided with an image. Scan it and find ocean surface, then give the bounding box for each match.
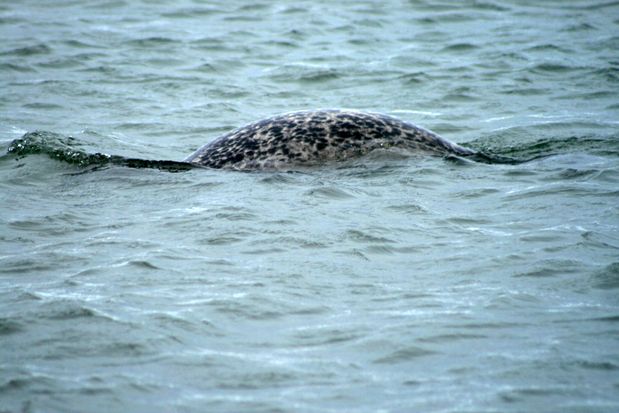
[1,1,619,412]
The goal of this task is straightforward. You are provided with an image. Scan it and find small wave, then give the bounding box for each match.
[441,43,479,52]
[126,37,177,47]
[373,346,437,364]
[590,262,619,289]
[0,318,23,335]
[5,131,195,172]
[529,62,586,74]
[468,135,619,162]
[1,44,52,56]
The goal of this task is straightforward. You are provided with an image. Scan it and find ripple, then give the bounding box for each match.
[265,65,342,83]
[2,44,52,56]
[161,7,222,18]
[291,327,362,347]
[417,333,487,343]
[513,259,585,278]
[574,360,619,371]
[373,346,437,364]
[0,318,23,335]
[530,62,584,74]
[304,186,354,199]
[42,303,100,321]
[126,260,160,270]
[499,387,575,403]
[344,229,395,244]
[590,262,619,289]
[441,43,479,52]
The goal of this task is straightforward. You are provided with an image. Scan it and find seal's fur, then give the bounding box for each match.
[184,110,475,170]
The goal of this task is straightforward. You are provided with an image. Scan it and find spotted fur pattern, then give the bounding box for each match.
[184,110,475,170]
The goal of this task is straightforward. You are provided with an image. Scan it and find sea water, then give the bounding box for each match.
[1,1,618,412]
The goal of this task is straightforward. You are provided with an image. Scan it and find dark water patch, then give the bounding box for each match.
[61,39,100,49]
[126,37,178,47]
[42,303,100,321]
[1,44,52,56]
[529,63,585,75]
[127,260,160,270]
[500,87,545,96]
[552,167,601,180]
[433,13,477,23]
[564,22,597,32]
[499,387,575,403]
[291,328,362,347]
[242,247,287,255]
[468,1,510,11]
[590,262,619,289]
[0,374,57,394]
[386,203,427,214]
[580,231,619,251]
[588,315,619,323]
[451,187,501,199]
[278,6,308,14]
[213,209,257,221]
[417,333,487,343]
[0,258,56,274]
[215,371,298,391]
[442,43,478,52]
[337,248,370,261]
[0,15,27,24]
[237,3,270,12]
[258,236,327,250]
[513,259,585,278]
[573,360,619,371]
[265,65,341,84]
[206,299,285,321]
[449,321,530,330]
[258,173,300,185]
[526,44,571,53]
[22,102,63,110]
[397,71,432,85]
[444,216,492,226]
[364,245,396,255]
[344,229,395,244]
[0,62,37,73]
[189,37,229,52]
[0,318,23,335]
[591,66,619,82]
[223,15,264,23]
[162,7,223,18]
[37,57,86,70]
[200,236,244,246]
[374,346,437,364]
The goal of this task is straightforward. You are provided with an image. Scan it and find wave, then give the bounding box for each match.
[468,135,619,160]
[4,131,195,172]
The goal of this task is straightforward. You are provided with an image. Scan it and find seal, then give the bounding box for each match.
[184,109,475,170]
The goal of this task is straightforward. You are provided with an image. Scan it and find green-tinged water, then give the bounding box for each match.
[1,1,618,412]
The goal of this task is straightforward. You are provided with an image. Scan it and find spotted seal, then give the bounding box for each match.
[184,109,475,170]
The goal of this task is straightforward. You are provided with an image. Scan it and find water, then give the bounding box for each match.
[1,1,619,412]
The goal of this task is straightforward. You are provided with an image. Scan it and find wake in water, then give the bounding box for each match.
[3,129,615,172]
[5,131,195,172]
